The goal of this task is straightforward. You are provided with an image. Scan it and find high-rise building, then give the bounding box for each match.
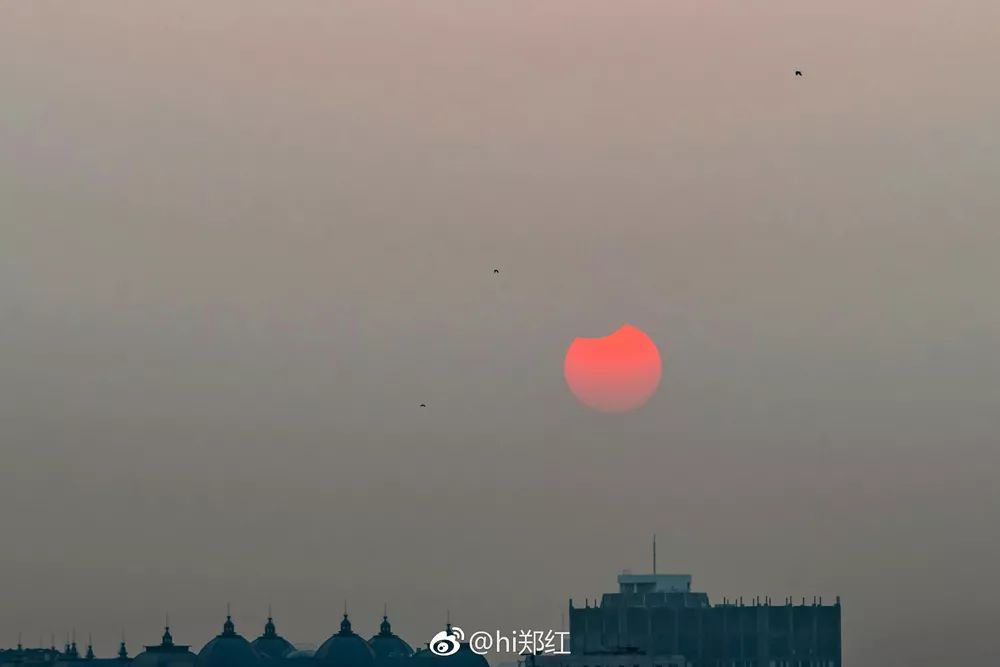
[532,571,841,667]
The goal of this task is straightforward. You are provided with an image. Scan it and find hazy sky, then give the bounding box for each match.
[2,2,1000,665]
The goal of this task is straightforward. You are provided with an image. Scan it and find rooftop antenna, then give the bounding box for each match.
[652,534,657,574]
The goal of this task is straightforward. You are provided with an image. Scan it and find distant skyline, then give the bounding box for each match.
[2,2,1000,666]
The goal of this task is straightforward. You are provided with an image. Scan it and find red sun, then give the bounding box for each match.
[564,324,662,413]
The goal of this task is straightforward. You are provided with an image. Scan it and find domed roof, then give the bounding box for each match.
[314,615,375,667]
[367,616,412,661]
[284,650,315,661]
[250,614,295,660]
[132,627,199,667]
[198,615,262,667]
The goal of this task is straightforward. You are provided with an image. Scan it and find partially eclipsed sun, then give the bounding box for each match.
[564,324,662,413]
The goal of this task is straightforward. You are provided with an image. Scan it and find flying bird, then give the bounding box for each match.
[493,268,500,274]
[420,403,426,408]
[795,70,803,76]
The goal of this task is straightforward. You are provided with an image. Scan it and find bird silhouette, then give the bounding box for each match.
[795,70,803,76]
[420,403,426,408]
[493,268,500,274]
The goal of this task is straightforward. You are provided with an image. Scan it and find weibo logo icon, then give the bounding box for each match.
[429,627,464,656]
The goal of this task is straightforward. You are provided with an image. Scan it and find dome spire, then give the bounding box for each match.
[85,635,95,660]
[222,604,235,636]
[379,605,392,636]
[162,615,174,648]
[339,603,353,635]
[118,630,128,660]
[263,604,276,638]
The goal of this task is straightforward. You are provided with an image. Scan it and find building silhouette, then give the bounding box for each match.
[0,615,486,667]
[251,615,295,661]
[530,571,841,667]
[133,625,199,667]
[0,570,839,667]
